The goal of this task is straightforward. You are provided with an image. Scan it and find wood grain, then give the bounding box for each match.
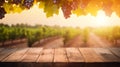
[66,48,84,62]
[37,48,54,62]
[0,48,120,67]
[3,48,28,62]
[0,48,17,61]
[54,48,68,62]
[21,48,42,62]
[79,48,103,62]
[94,48,120,62]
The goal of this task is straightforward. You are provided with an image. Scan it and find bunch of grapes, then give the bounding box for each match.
[103,1,113,16]
[12,0,22,5]
[0,7,6,19]
[71,0,80,10]
[62,2,72,19]
[23,0,34,9]
[80,0,91,9]
[53,0,57,4]
[53,0,60,4]
[0,0,5,6]
[62,1,72,19]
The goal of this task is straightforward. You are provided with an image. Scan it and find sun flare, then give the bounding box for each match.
[95,10,108,27]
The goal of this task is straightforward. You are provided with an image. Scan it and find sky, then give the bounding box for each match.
[0,4,120,28]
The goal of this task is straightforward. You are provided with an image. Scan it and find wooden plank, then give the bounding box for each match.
[2,48,28,62]
[110,48,120,58]
[66,48,84,62]
[54,48,68,62]
[0,48,17,61]
[37,48,54,62]
[94,48,120,62]
[79,48,103,62]
[53,48,68,67]
[21,48,42,62]
[36,49,54,67]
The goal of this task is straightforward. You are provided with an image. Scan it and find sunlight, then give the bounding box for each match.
[95,10,108,27]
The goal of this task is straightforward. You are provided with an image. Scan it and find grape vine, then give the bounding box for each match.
[23,0,34,9]
[0,7,6,19]
[13,0,22,5]
[0,0,120,19]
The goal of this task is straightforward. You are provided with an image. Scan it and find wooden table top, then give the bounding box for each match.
[0,47,120,67]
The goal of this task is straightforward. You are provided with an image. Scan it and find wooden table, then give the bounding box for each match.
[0,48,120,67]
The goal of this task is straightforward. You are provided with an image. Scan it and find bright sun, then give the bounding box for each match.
[95,10,108,27]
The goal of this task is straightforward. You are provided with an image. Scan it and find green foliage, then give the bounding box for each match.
[0,26,9,46]
[93,26,120,45]
[1,0,120,19]
[3,3,23,13]
[0,24,81,47]
[62,27,81,44]
[0,24,27,46]
[82,28,90,43]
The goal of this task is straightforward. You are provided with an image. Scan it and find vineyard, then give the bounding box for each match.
[0,23,120,48]
[0,23,81,47]
[93,26,120,46]
[0,0,120,66]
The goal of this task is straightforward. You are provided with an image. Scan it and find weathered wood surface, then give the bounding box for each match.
[2,48,28,62]
[0,48,120,67]
[0,48,17,61]
[79,48,103,62]
[37,48,54,62]
[21,48,42,62]
[94,48,120,62]
[54,48,67,62]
